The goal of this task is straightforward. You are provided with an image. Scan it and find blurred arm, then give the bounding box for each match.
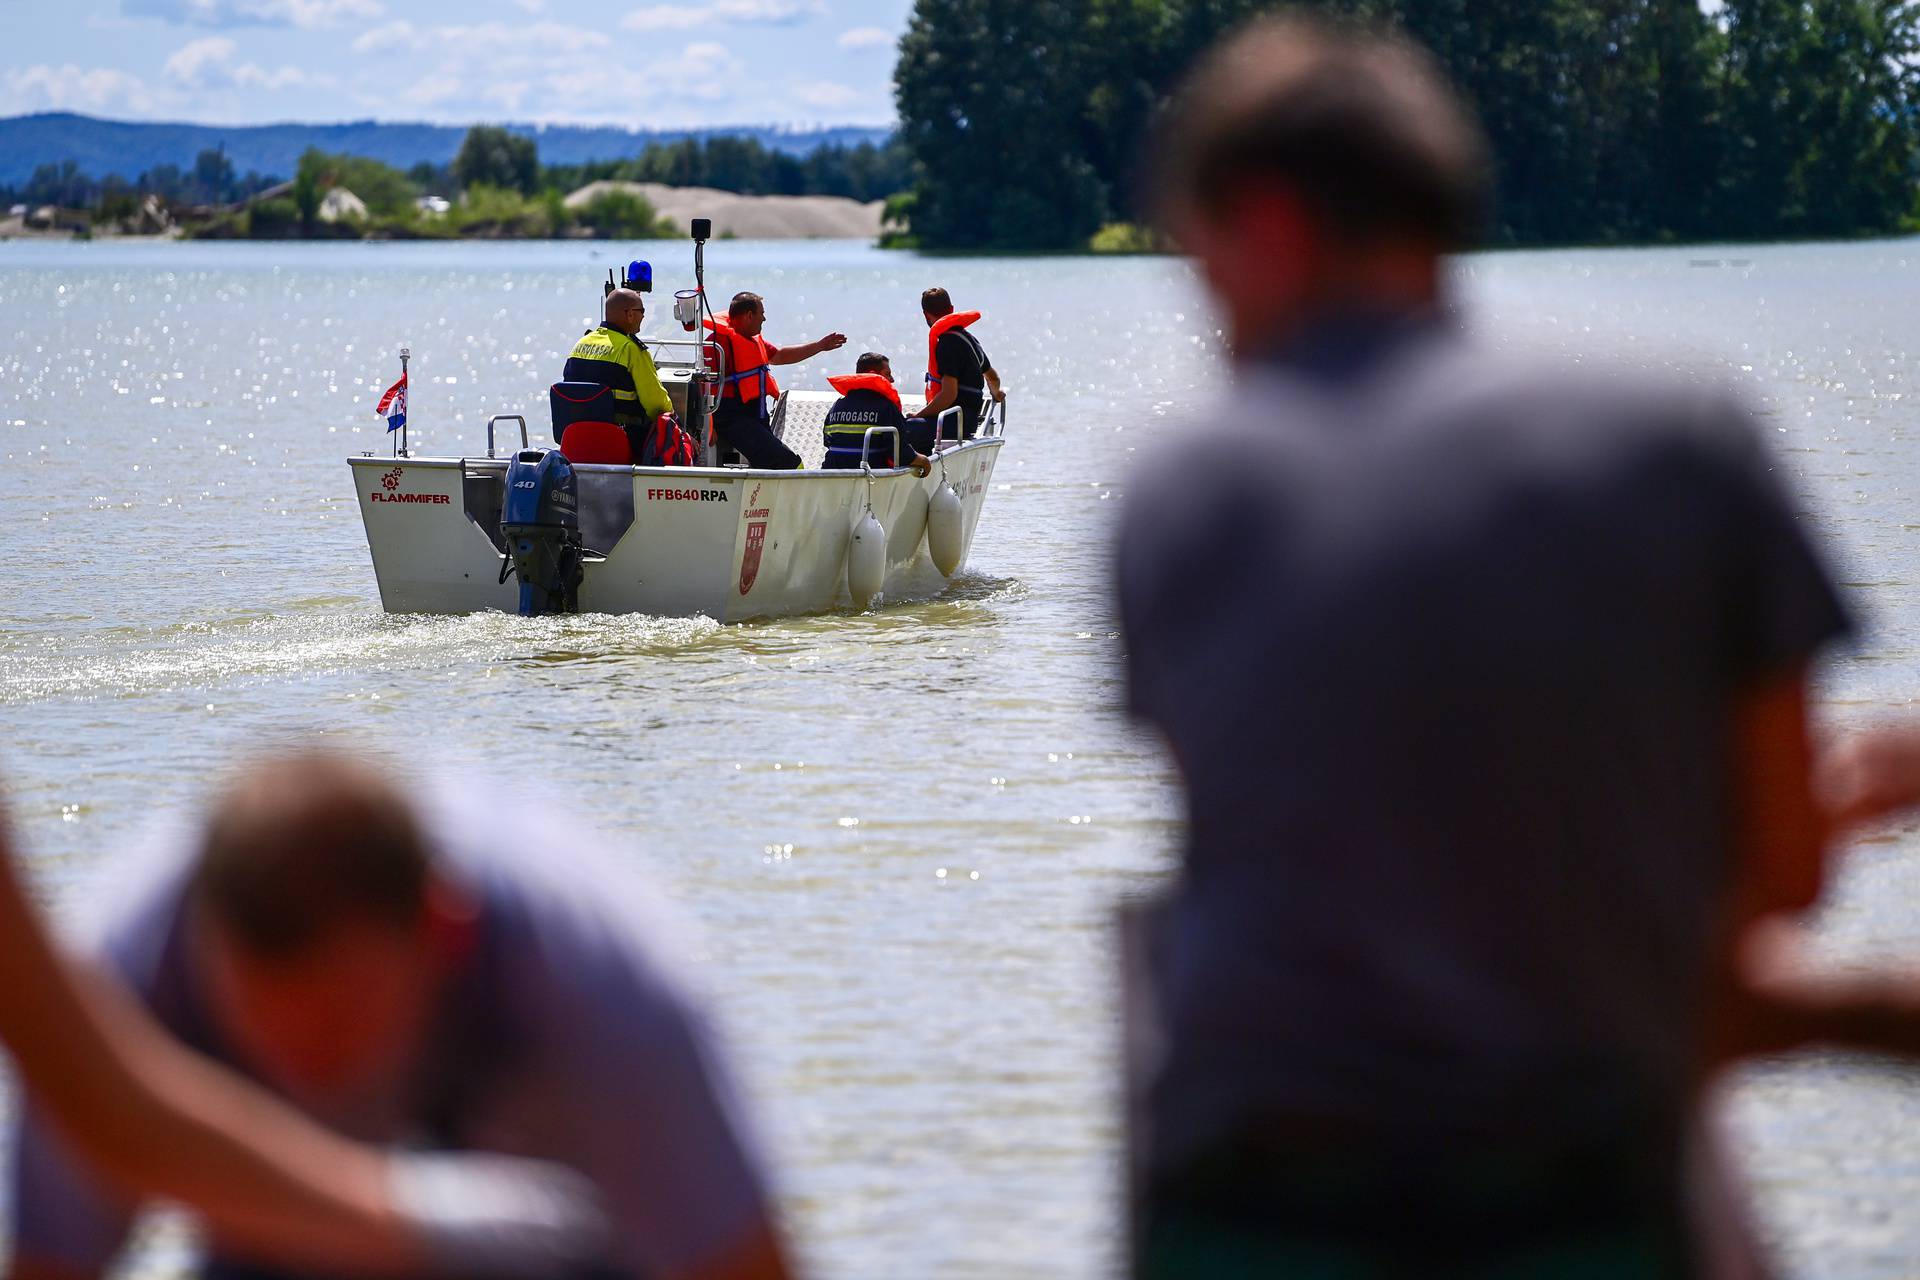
[0,811,607,1277]
[1715,681,1920,1064]
[0,814,417,1269]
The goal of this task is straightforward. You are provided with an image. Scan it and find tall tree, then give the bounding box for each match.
[452,126,540,195]
[895,0,1110,249]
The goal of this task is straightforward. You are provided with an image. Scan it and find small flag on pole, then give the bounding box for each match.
[374,373,407,433]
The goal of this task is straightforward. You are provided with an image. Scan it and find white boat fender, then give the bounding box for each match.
[926,481,964,578]
[848,508,887,607]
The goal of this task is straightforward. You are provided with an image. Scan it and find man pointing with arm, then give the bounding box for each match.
[706,291,846,469]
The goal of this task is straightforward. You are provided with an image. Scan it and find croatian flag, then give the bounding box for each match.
[374,374,407,433]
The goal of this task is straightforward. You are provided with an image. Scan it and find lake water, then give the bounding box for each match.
[2,237,1919,1277]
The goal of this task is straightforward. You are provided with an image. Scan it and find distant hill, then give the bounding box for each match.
[0,113,894,187]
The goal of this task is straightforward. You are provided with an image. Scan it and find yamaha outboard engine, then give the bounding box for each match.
[500,448,583,616]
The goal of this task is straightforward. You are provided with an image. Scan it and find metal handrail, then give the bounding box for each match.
[860,425,902,469]
[980,394,1006,438]
[933,405,963,450]
[486,414,529,459]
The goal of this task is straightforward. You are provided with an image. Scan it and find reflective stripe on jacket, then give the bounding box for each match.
[564,326,673,424]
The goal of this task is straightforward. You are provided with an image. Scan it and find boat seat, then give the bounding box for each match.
[551,381,617,440]
[559,421,632,466]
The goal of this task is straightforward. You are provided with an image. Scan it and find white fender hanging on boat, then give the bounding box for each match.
[927,481,964,577]
[848,509,886,607]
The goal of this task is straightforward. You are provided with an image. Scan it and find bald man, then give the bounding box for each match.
[564,288,675,458]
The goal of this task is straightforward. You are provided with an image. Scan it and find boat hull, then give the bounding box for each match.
[348,440,1002,621]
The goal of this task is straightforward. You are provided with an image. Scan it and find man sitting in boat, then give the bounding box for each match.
[705,291,847,469]
[910,286,1005,441]
[823,352,933,474]
[564,287,674,458]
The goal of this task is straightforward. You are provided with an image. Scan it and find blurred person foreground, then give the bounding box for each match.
[1120,14,1920,1280]
[6,751,790,1280]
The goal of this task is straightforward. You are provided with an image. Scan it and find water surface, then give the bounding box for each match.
[3,238,1919,1277]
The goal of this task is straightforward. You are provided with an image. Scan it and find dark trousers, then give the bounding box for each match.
[902,418,937,454]
[712,400,801,470]
[824,431,918,469]
[1136,1135,1692,1279]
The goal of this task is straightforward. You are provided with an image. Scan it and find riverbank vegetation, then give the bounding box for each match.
[2,126,903,241]
[895,0,1920,251]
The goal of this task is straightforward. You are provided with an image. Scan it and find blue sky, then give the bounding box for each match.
[0,0,913,128]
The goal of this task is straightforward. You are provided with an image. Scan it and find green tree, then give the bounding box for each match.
[292,148,323,235]
[1720,0,1920,238]
[453,126,540,195]
[895,0,1109,249]
[192,147,236,204]
[894,0,1920,250]
[574,188,671,237]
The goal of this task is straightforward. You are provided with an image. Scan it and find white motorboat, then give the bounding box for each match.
[348,224,1005,621]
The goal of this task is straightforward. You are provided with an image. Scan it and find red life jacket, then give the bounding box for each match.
[925,310,983,393]
[704,318,779,403]
[827,372,904,411]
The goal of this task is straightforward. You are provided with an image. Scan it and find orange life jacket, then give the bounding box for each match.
[826,372,904,412]
[925,310,983,393]
[704,318,779,404]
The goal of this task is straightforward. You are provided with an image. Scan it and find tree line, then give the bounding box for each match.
[4,126,914,239]
[893,0,1920,250]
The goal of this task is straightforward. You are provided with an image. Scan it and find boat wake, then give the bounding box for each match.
[0,608,726,705]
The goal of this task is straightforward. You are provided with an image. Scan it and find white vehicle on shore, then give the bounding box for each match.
[349,222,1004,622]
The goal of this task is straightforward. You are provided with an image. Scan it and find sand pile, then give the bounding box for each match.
[564,181,884,240]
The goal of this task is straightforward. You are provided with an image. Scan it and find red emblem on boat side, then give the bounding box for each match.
[739,520,767,595]
[382,468,402,491]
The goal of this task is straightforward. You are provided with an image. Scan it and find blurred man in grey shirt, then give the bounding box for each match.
[9,751,790,1280]
[1118,16,1861,1278]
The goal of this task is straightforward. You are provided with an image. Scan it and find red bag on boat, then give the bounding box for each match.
[641,412,698,467]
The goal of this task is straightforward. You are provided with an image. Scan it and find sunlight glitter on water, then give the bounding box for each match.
[6,237,1920,1277]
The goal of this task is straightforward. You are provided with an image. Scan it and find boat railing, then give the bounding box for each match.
[980,395,1006,438]
[934,405,963,450]
[486,414,530,458]
[861,424,901,470]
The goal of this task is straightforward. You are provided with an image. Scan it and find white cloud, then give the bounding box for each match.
[347,19,415,52]
[161,35,327,91]
[126,0,384,30]
[715,0,824,19]
[1,63,160,116]
[791,79,861,110]
[836,25,892,51]
[162,36,237,84]
[621,0,820,30]
[343,22,749,122]
[512,0,547,10]
[620,6,703,31]
[351,20,606,56]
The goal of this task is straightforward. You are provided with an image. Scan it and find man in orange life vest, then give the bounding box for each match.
[910,286,1005,440]
[822,352,933,474]
[705,291,847,468]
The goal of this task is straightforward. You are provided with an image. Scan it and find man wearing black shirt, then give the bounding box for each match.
[911,287,1004,440]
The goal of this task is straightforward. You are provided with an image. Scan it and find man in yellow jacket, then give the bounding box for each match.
[565,287,673,456]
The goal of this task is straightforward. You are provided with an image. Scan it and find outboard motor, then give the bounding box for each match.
[499,448,583,616]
